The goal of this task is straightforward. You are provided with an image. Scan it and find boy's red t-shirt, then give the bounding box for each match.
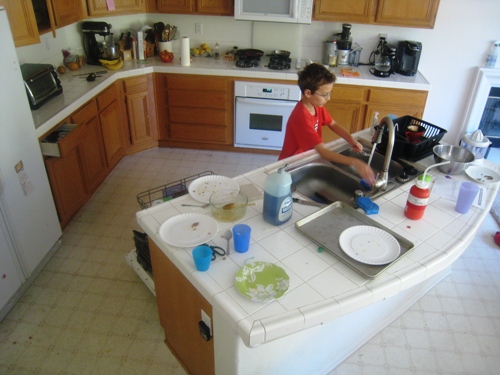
[279,101,333,160]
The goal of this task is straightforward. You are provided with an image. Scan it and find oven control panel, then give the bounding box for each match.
[235,81,301,101]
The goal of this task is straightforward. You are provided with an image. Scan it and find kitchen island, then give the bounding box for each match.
[136,132,499,375]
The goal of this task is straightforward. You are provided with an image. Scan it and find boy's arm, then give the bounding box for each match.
[326,121,363,153]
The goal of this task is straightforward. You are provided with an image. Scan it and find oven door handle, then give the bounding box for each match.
[236,97,298,107]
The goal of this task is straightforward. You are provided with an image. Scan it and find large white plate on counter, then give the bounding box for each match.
[339,225,400,265]
[465,166,500,184]
[159,213,218,247]
[188,175,239,203]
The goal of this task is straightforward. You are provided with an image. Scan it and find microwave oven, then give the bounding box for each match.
[235,0,313,24]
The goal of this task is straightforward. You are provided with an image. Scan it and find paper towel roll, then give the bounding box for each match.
[181,37,190,67]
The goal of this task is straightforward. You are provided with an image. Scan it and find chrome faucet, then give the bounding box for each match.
[371,116,396,191]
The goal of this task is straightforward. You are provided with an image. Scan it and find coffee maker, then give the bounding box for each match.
[336,24,352,66]
[370,44,398,77]
[396,41,422,76]
[81,21,112,65]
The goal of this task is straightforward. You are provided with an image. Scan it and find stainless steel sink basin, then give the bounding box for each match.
[286,139,423,206]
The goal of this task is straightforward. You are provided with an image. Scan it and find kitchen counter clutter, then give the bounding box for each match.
[136,131,499,374]
[33,56,430,139]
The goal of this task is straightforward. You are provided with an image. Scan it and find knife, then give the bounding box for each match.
[293,198,325,207]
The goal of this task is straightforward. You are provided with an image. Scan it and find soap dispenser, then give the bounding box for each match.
[263,165,293,225]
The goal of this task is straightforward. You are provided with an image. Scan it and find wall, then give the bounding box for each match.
[15,0,500,145]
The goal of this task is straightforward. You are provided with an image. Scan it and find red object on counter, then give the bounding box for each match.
[404,175,431,220]
[494,232,500,247]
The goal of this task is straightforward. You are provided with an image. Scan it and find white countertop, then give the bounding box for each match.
[136,132,499,348]
[34,56,430,139]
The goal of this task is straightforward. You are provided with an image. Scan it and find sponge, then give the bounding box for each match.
[356,197,379,215]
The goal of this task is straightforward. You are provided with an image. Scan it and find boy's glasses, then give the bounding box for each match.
[314,92,331,99]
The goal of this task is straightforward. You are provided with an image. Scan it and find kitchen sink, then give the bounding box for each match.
[286,139,423,206]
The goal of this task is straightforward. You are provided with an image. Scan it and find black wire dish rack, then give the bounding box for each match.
[130,171,215,284]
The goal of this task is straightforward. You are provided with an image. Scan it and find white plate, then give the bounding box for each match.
[159,213,218,247]
[339,225,401,265]
[465,166,500,184]
[188,175,240,203]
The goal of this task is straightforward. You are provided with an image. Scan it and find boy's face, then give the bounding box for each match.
[304,82,334,108]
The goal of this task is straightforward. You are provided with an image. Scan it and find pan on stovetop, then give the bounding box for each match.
[236,49,264,58]
[267,50,291,57]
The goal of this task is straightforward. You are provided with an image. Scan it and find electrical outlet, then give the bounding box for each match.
[195,23,203,34]
[379,33,387,40]
[201,309,211,332]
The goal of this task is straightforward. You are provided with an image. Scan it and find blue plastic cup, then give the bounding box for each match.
[192,245,212,271]
[232,224,251,253]
[455,181,480,214]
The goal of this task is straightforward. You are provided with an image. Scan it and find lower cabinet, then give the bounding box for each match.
[123,74,159,154]
[150,240,215,375]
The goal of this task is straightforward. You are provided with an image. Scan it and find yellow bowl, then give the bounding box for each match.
[209,189,247,222]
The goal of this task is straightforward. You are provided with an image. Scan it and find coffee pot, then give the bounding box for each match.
[370,44,398,77]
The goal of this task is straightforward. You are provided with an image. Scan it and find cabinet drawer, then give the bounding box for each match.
[168,75,227,91]
[331,85,365,102]
[123,76,149,94]
[170,123,227,143]
[97,83,118,111]
[40,123,80,157]
[368,88,427,107]
[71,100,98,124]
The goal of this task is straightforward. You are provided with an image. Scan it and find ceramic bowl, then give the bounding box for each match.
[433,145,475,174]
[209,189,247,222]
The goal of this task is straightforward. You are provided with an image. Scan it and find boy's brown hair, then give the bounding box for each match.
[297,63,336,94]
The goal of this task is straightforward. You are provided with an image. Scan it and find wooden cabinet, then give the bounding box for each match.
[97,83,127,169]
[150,240,215,375]
[48,0,84,29]
[321,85,428,143]
[0,0,40,47]
[123,74,159,154]
[87,0,145,16]
[313,0,440,28]
[158,74,233,148]
[157,0,233,15]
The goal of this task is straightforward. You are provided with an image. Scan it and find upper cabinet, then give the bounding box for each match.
[157,0,233,16]
[49,0,85,29]
[313,0,440,29]
[87,0,145,16]
[0,0,40,47]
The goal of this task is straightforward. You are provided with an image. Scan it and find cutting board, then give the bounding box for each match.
[252,22,301,58]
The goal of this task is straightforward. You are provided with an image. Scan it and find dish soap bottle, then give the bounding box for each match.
[404,174,431,220]
[263,166,293,225]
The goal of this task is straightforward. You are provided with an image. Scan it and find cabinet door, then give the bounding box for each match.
[322,102,365,143]
[197,0,233,15]
[45,146,88,227]
[87,0,145,16]
[49,0,84,28]
[314,0,376,23]
[0,0,39,47]
[150,240,215,375]
[123,75,158,152]
[79,117,108,192]
[376,0,440,28]
[157,0,194,13]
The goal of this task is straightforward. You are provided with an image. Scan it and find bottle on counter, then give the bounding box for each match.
[370,111,379,135]
[263,166,293,225]
[404,174,431,220]
[214,43,220,60]
[329,40,338,67]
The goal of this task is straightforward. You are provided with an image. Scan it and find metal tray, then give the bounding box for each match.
[295,202,414,279]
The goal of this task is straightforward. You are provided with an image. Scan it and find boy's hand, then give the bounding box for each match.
[350,140,364,153]
[352,159,376,186]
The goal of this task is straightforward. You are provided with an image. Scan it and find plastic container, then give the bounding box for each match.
[460,129,491,164]
[376,116,447,161]
[404,174,431,220]
[486,41,499,68]
[263,166,293,225]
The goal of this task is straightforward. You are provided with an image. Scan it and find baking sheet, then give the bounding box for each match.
[295,202,414,279]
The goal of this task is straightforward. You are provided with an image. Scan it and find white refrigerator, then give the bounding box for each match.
[0,7,62,320]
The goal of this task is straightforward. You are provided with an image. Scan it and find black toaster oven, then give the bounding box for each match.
[20,63,63,110]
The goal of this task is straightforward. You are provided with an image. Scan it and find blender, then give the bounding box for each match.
[81,21,113,65]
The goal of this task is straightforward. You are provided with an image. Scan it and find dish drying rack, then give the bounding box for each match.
[127,171,215,296]
[136,171,215,209]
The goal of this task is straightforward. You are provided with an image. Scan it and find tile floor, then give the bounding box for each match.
[0,147,499,375]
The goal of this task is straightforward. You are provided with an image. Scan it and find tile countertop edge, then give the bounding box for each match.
[135,134,499,348]
[34,58,431,139]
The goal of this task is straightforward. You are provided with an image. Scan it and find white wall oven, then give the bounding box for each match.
[234,81,301,150]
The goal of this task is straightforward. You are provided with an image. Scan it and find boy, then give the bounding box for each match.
[279,63,375,185]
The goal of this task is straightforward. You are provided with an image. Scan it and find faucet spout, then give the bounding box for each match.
[372,116,396,191]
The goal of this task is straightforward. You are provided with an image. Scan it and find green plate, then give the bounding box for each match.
[234,262,289,302]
